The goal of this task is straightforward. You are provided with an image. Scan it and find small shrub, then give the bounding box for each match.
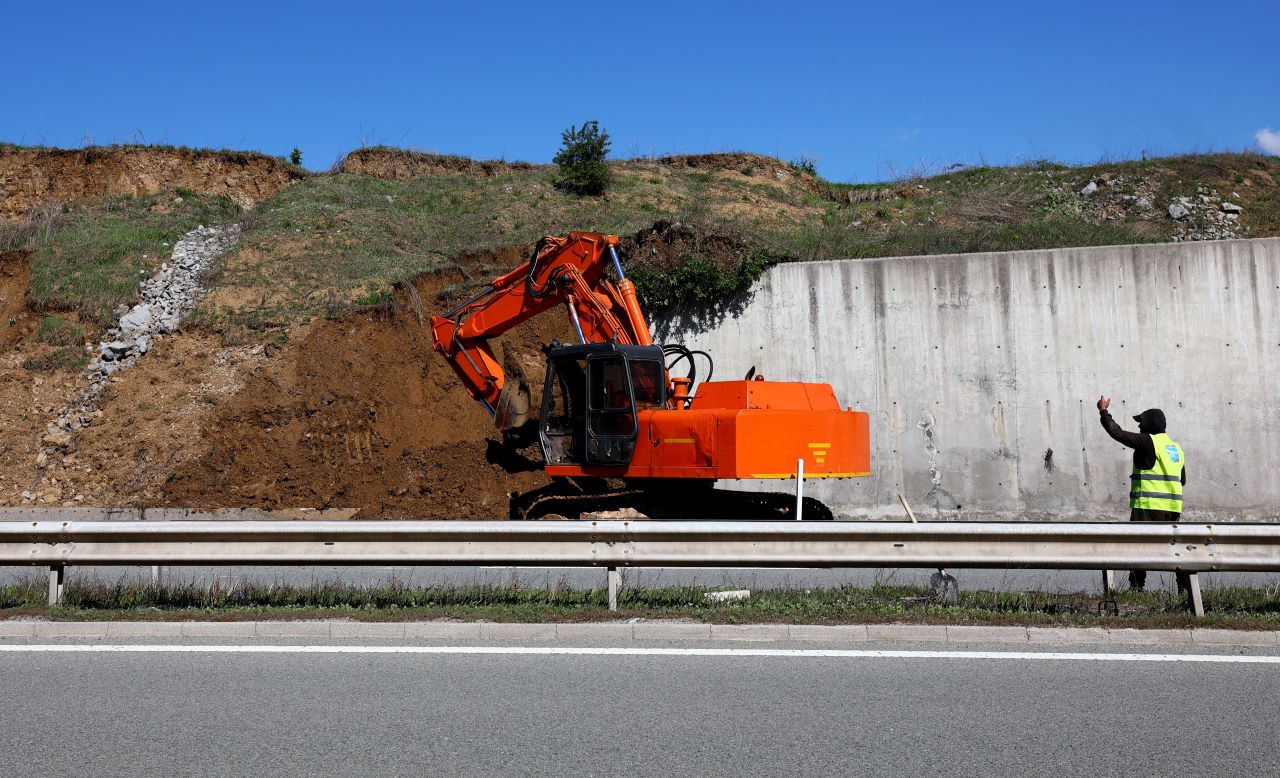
[553,120,611,196]
[630,250,783,313]
[23,346,87,372]
[290,147,303,167]
[352,288,397,312]
[790,155,818,177]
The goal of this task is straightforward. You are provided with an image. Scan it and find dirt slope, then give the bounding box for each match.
[161,274,573,518]
[0,146,304,219]
[656,152,827,196]
[0,251,33,349]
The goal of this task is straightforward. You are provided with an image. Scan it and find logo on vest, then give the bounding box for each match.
[1165,445,1180,463]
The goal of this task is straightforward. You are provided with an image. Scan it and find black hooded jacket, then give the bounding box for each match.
[1100,408,1187,520]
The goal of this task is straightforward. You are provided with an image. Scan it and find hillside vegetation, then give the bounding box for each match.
[4,144,1278,341]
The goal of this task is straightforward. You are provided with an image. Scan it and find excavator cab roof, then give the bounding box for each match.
[545,341,664,360]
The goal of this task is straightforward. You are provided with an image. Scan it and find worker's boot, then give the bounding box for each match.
[1128,570,1146,592]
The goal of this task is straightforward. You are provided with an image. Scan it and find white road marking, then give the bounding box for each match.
[0,644,1276,663]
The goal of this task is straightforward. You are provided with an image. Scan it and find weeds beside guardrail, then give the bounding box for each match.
[3,574,1278,630]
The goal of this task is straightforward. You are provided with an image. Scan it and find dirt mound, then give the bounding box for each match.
[657,152,794,175]
[162,268,574,518]
[0,146,305,219]
[621,220,756,274]
[655,152,826,193]
[339,147,541,179]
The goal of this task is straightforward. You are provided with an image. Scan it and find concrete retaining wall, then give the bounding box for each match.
[656,238,1280,521]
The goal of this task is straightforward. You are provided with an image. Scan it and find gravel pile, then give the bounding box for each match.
[1050,174,1246,242]
[1166,188,1245,242]
[38,223,241,456]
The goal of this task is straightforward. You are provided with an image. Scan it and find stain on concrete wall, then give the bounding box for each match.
[656,238,1280,521]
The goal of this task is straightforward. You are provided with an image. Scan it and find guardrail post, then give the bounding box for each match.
[607,567,621,612]
[151,565,162,588]
[47,565,65,606]
[1188,573,1204,618]
[1101,570,1115,594]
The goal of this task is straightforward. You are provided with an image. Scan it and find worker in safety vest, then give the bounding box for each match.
[1096,397,1189,593]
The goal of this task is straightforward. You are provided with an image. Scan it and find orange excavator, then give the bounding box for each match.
[430,231,870,519]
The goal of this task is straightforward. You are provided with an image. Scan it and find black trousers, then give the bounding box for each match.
[1129,509,1192,594]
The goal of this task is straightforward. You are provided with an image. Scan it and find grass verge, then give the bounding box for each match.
[3,576,1277,630]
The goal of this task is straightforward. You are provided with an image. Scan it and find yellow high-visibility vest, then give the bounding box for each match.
[1130,432,1184,513]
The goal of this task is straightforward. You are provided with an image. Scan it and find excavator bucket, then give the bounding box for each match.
[493,349,533,431]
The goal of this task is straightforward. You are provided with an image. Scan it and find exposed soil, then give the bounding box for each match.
[0,250,33,349]
[161,269,575,518]
[0,333,269,507]
[656,152,827,196]
[0,146,305,219]
[339,148,542,179]
[0,249,67,502]
[0,358,79,503]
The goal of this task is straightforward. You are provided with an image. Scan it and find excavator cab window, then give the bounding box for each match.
[630,360,665,409]
[586,356,637,464]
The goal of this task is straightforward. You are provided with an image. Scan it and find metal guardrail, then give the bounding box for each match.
[5,519,1279,613]
[3,519,1280,570]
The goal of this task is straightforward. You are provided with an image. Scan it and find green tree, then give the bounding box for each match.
[290,147,303,167]
[553,121,611,196]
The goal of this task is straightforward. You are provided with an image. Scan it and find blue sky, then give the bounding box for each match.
[6,0,1278,181]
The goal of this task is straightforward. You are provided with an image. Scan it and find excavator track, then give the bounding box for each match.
[513,479,834,521]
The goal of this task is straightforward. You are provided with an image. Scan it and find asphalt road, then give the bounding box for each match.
[2,638,1278,776]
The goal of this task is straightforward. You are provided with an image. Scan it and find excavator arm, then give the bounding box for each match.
[430,232,654,429]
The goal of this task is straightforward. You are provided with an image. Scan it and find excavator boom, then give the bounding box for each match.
[430,232,651,428]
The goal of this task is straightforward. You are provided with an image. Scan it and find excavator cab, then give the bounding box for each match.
[539,342,667,468]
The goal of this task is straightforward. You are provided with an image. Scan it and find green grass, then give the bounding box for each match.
[34,315,84,346]
[3,576,1278,629]
[22,346,87,372]
[200,167,719,331]
[218,151,1280,333]
[13,192,241,327]
[789,214,1157,262]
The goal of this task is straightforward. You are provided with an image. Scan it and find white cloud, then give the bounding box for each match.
[1257,128,1280,155]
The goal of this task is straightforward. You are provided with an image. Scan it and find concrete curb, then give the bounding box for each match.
[0,620,1277,647]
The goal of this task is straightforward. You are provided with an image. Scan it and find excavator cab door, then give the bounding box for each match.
[539,353,588,466]
[583,354,638,466]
